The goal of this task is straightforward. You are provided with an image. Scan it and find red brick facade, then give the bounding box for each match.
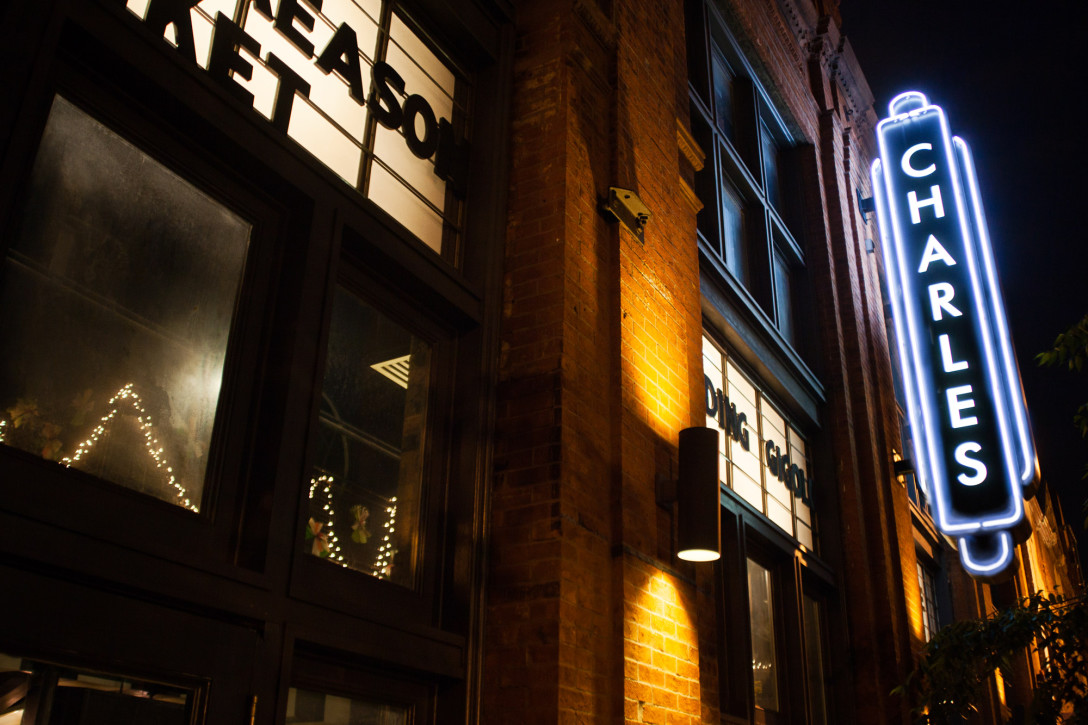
[484,0,1082,723]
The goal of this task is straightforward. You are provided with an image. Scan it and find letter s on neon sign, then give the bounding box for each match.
[901,142,936,178]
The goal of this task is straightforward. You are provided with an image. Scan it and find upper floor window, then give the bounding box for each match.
[687,0,805,351]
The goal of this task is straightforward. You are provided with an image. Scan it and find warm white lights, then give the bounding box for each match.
[308,475,397,578]
[61,383,198,512]
[677,548,720,562]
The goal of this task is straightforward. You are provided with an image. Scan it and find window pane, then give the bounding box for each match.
[772,247,793,345]
[0,651,196,725]
[720,179,747,284]
[287,687,407,725]
[0,96,250,512]
[305,287,429,587]
[917,563,939,641]
[760,120,780,209]
[803,597,828,725]
[711,49,734,139]
[747,558,779,712]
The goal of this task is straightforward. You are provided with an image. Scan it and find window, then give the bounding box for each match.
[710,47,735,139]
[303,285,430,587]
[802,595,829,725]
[122,0,468,257]
[687,0,805,350]
[687,2,809,348]
[0,95,249,513]
[0,651,202,725]
[917,561,940,641]
[703,336,815,548]
[287,687,407,724]
[748,558,780,715]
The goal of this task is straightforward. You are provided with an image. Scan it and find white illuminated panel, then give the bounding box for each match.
[702,337,815,545]
[123,0,462,256]
[872,92,1037,577]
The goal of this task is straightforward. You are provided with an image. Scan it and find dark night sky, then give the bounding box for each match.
[837,0,1088,577]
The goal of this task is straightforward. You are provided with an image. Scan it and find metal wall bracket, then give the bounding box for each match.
[602,187,651,242]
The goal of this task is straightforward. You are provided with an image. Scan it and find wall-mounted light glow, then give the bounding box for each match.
[677,427,721,562]
[872,92,1037,578]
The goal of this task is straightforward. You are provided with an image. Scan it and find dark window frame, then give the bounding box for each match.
[717,503,836,725]
[0,0,512,720]
[687,0,808,359]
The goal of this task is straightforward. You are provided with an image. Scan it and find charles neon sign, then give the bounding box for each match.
[871,92,1037,577]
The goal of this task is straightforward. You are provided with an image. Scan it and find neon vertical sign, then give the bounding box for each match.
[871,92,1038,577]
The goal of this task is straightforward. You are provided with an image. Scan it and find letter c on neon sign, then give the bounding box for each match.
[901,142,936,178]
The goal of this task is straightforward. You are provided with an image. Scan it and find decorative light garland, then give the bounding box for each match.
[61,383,198,512]
[308,475,344,563]
[0,419,7,443]
[308,474,397,578]
[373,498,397,577]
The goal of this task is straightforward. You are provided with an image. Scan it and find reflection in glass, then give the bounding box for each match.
[761,121,780,209]
[0,651,194,725]
[721,180,747,285]
[772,247,793,345]
[711,48,734,139]
[305,287,429,586]
[747,558,779,713]
[287,687,407,725]
[0,96,250,511]
[803,596,828,725]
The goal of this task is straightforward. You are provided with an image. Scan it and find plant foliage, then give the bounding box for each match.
[893,592,1088,724]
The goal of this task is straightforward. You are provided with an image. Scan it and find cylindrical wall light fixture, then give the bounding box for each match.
[677,426,721,562]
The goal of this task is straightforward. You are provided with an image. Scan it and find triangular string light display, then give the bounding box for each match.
[61,383,198,512]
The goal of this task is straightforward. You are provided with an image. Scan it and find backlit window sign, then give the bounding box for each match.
[703,337,814,548]
[123,0,468,254]
[871,92,1038,577]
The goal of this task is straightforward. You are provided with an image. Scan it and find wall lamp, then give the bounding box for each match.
[658,427,721,562]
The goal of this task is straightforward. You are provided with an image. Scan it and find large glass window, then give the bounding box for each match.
[703,336,815,548]
[0,95,250,512]
[303,286,429,587]
[689,1,804,349]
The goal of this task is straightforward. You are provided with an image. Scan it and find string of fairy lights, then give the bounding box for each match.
[308,473,398,577]
[2,388,400,576]
[60,383,199,512]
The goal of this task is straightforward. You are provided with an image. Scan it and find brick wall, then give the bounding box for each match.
[485,0,924,722]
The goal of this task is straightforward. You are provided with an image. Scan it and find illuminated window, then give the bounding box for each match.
[688,0,805,349]
[304,286,429,587]
[286,687,408,724]
[917,562,940,641]
[703,336,815,548]
[747,558,780,714]
[123,0,466,256]
[0,95,250,512]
